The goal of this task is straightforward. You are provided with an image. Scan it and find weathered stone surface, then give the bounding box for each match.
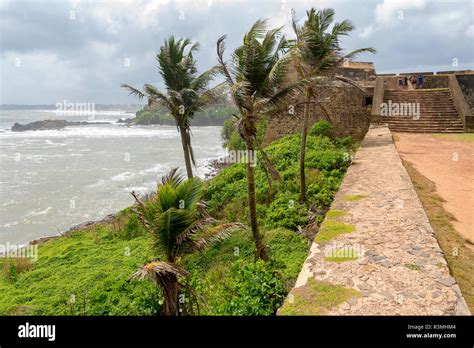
[437,277,457,287]
[263,83,370,145]
[282,126,470,316]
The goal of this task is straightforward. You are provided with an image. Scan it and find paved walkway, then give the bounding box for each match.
[283,125,470,315]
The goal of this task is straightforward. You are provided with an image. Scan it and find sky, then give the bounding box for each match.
[0,0,473,104]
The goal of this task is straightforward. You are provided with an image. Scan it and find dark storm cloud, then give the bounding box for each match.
[0,0,472,104]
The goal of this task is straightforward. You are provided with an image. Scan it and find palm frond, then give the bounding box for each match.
[216,35,236,86]
[191,66,220,91]
[121,84,146,101]
[160,167,183,188]
[189,223,244,253]
[175,176,202,209]
[130,258,189,282]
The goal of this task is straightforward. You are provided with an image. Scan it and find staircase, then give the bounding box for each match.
[382,88,464,133]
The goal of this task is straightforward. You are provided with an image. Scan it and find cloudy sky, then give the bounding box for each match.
[0,0,473,104]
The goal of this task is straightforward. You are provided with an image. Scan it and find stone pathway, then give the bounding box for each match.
[282,125,470,315]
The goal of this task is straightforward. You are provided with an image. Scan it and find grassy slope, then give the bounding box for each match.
[0,132,355,315]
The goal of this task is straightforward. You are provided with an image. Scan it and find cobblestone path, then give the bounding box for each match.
[281,125,470,315]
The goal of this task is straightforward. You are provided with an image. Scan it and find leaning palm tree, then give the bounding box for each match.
[216,20,304,261]
[291,8,376,202]
[122,37,221,178]
[130,168,242,315]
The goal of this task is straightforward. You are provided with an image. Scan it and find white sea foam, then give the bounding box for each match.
[23,207,52,218]
[0,125,179,139]
[0,122,224,246]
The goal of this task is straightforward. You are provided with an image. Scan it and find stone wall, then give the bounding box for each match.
[456,74,474,113]
[263,83,371,145]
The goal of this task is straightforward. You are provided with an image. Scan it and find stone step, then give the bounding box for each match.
[385,121,462,124]
[385,119,462,123]
[383,99,455,104]
[385,88,450,92]
[383,115,460,119]
[388,125,464,131]
[388,129,464,133]
[383,87,462,133]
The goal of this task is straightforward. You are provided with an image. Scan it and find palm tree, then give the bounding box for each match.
[130,168,242,315]
[216,20,303,261]
[122,37,221,178]
[291,8,376,202]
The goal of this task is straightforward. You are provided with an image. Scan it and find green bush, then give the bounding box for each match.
[309,120,333,137]
[265,193,308,230]
[333,136,354,149]
[216,260,286,315]
[205,131,354,227]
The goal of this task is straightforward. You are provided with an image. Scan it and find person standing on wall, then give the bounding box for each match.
[418,73,424,89]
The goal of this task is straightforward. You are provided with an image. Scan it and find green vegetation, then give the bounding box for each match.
[0,131,354,315]
[216,20,305,260]
[278,278,361,315]
[134,105,237,127]
[433,133,474,143]
[309,120,333,137]
[204,132,354,231]
[405,263,421,271]
[128,168,242,315]
[325,210,347,219]
[343,194,366,201]
[315,220,356,243]
[1,6,370,316]
[290,8,375,202]
[0,224,307,316]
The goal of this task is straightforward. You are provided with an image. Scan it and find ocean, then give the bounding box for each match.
[0,109,225,246]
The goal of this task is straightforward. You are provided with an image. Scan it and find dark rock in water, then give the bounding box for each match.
[205,157,231,179]
[117,117,133,124]
[11,119,110,132]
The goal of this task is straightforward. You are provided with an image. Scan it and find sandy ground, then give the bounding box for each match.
[394,133,474,245]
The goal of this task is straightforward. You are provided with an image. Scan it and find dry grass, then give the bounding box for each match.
[402,159,474,312]
[433,133,474,143]
[1,257,34,281]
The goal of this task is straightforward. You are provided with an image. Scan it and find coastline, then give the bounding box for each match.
[25,155,230,247]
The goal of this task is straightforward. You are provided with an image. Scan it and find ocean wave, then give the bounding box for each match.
[111,171,135,182]
[23,206,52,218]
[110,164,168,183]
[0,125,179,139]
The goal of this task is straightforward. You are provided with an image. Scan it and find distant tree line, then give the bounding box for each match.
[133,104,237,127]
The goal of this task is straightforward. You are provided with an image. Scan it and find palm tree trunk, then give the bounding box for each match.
[244,135,269,261]
[299,92,311,203]
[179,126,193,179]
[159,275,180,316]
